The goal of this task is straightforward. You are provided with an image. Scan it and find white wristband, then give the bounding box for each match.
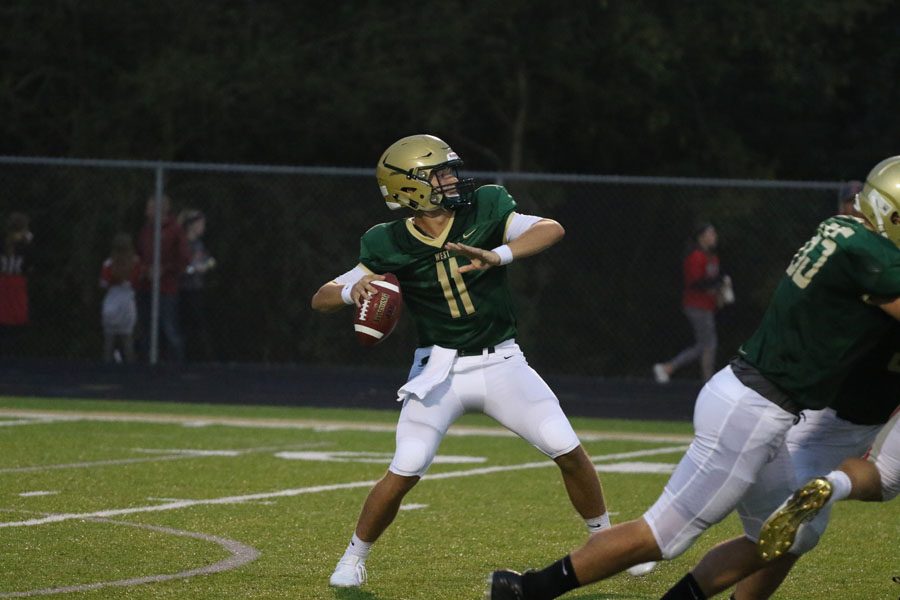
[340,283,354,305]
[491,244,514,266]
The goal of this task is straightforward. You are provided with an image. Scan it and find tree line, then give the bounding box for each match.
[1,1,898,181]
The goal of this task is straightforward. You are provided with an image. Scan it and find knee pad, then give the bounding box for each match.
[643,500,701,560]
[538,417,579,458]
[389,438,433,477]
[658,536,693,561]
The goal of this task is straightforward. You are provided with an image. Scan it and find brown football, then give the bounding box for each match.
[353,273,403,346]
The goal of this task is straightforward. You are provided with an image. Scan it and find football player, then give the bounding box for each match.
[486,156,900,600]
[663,324,899,600]
[787,408,900,508]
[312,134,621,588]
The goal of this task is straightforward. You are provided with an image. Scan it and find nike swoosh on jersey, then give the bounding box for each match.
[462,227,478,239]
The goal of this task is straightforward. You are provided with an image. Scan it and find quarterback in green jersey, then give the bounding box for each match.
[312,134,616,589]
[488,157,900,600]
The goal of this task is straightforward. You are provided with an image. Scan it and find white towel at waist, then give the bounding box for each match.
[397,345,457,402]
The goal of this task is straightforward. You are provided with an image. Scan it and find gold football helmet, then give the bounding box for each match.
[856,156,900,247]
[376,134,474,211]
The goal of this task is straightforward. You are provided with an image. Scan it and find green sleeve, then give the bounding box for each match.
[472,185,517,245]
[847,243,900,298]
[359,223,407,273]
[478,185,517,222]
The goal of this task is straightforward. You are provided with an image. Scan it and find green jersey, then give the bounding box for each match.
[739,216,900,410]
[833,324,900,425]
[358,185,519,350]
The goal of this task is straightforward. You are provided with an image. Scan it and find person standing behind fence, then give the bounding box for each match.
[654,222,733,384]
[0,212,33,357]
[99,233,142,363]
[136,194,190,364]
[177,209,216,362]
[838,180,863,216]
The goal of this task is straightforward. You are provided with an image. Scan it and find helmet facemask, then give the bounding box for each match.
[423,161,475,210]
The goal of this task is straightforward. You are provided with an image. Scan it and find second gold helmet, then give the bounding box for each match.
[856,156,900,247]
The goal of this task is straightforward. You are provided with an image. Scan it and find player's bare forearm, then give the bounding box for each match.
[508,218,565,259]
[311,282,346,313]
[446,219,564,273]
[878,296,900,321]
[312,274,386,312]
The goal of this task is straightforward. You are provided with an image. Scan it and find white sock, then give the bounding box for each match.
[345,533,373,560]
[585,512,611,534]
[826,470,852,505]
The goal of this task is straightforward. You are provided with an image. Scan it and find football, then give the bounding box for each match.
[353,273,403,346]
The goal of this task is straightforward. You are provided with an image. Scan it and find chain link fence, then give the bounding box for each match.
[0,157,842,380]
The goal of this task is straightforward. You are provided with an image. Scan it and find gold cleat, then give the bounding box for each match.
[758,477,833,561]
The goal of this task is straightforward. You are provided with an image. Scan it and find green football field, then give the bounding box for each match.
[0,396,896,599]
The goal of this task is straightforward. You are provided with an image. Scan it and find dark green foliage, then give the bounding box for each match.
[1,1,898,178]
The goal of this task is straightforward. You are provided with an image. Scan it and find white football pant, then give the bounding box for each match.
[870,411,900,502]
[389,340,580,477]
[643,366,798,559]
[781,407,882,553]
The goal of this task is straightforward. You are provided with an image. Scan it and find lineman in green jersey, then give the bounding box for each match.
[312,135,614,589]
[731,324,899,599]
[487,156,900,600]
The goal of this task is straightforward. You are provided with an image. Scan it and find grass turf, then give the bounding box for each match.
[0,396,896,599]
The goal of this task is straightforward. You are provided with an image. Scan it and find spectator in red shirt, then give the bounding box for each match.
[0,212,32,357]
[654,223,732,383]
[136,194,190,363]
[100,232,143,363]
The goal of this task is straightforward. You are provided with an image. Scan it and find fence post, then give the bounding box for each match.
[150,166,165,365]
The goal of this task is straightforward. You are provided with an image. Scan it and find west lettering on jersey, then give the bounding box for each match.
[359,185,518,349]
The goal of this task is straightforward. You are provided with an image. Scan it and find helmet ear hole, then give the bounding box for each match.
[891,212,900,225]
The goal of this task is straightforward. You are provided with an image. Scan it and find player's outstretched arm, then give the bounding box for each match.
[311,274,386,313]
[311,282,347,313]
[446,218,564,273]
[878,296,900,321]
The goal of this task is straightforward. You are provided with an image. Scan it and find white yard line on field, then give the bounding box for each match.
[0,418,58,427]
[0,442,330,475]
[0,518,259,598]
[0,408,694,443]
[0,445,686,529]
[1,455,198,474]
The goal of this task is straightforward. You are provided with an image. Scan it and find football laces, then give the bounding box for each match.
[358,295,371,321]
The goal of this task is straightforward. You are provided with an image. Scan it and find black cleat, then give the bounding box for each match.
[485,569,526,599]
